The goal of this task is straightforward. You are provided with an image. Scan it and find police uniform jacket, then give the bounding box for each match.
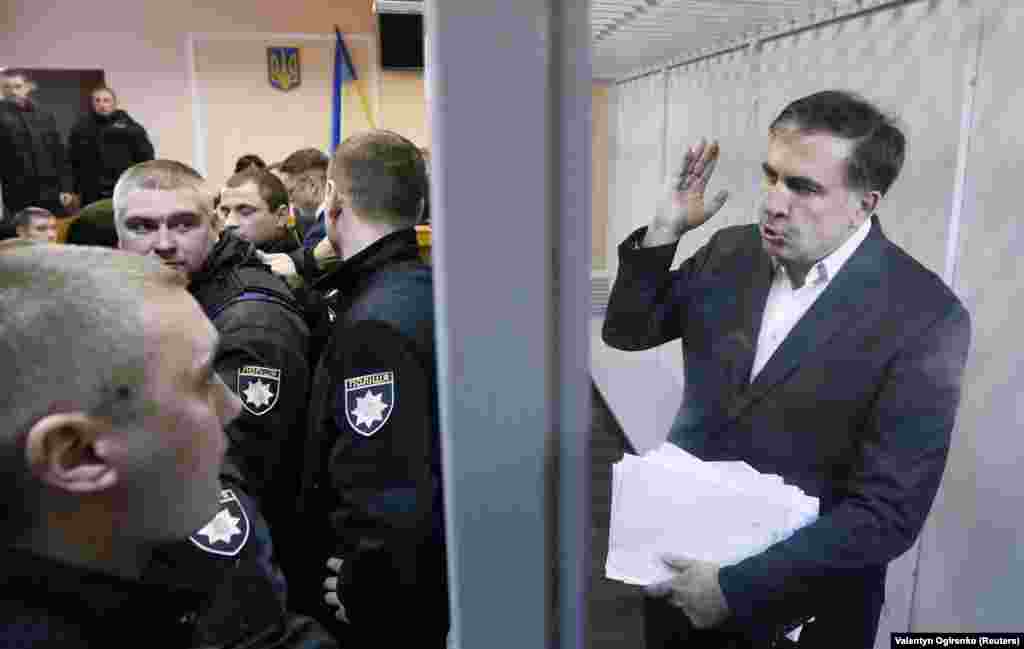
[296,228,448,645]
[1,545,198,648]
[0,543,339,648]
[0,99,71,215]
[68,109,154,206]
[257,225,303,256]
[602,217,971,647]
[189,230,310,532]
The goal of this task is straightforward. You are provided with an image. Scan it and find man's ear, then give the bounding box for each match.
[275,204,290,229]
[24,413,119,494]
[860,190,881,218]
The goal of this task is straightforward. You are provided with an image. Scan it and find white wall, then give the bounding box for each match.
[0,0,375,167]
[598,0,1020,640]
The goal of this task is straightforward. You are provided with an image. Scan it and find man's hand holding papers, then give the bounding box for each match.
[605,442,819,594]
[645,556,730,629]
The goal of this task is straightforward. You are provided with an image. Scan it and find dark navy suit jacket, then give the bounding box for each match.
[603,216,971,647]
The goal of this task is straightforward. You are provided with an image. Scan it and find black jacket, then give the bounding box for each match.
[0,99,70,215]
[257,226,303,255]
[295,228,448,647]
[0,545,338,649]
[1,546,196,648]
[68,109,154,205]
[189,231,311,535]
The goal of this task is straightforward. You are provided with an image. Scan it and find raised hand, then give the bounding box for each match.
[645,138,729,247]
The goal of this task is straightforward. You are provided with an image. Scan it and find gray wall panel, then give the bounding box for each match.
[912,0,1024,631]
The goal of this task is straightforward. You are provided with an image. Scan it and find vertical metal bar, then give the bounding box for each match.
[426,2,563,647]
[553,1,592,647]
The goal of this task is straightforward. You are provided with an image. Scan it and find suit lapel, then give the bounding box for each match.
[730,218,889,418]
[723,243,773,397]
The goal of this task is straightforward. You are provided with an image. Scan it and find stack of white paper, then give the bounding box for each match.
[605,442,818,586]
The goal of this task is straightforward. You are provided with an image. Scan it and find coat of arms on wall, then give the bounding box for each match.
[268,47,301,91]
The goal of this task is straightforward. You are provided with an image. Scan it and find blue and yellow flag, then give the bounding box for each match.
[332,26,375,151]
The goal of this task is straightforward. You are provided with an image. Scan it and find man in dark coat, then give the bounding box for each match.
[603,90,972,648]
[0,70,74,218]
[69,86,155,207]
[114,160,321,648]
[295,130,448,648]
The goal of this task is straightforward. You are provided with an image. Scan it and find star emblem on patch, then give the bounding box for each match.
[196,508,242,545]
[342,371,395,437]
[237,365,281,416]
[243,379,275,409]
[352,390,390,429]
[189,489,250,556]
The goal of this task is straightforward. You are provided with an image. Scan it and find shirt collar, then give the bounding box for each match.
[772,215,872,287]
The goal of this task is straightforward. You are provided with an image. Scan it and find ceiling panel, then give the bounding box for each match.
[591,0,848,80]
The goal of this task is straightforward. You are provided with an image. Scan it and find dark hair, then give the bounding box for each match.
[770,90,905,196]
[279,148,329,175]
[331,130,427,227]
[224,168,290,214]
[12,207,53,229]
[234,154,267,174]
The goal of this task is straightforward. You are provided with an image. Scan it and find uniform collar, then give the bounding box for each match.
[190,229,260,288]
[1,545,195,627]
[313,227,421,293]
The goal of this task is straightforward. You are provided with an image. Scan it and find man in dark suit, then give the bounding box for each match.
[602,90,971,648]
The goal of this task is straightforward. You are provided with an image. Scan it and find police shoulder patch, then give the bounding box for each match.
[343,371,395,437]
[237,365,281,416]
[189,488,251,557]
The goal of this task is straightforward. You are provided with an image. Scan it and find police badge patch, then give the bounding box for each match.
[237,365,281,416]
[344,371,395,437]
[189,489,250,557]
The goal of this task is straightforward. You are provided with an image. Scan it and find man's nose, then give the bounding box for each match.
[761,182,790,220]
[154,226,176,251]
[223,212,240,230]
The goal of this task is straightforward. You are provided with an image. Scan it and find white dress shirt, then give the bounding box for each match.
[749,217,873,382]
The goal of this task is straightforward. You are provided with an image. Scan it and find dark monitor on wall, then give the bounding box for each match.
[379,11,425,70]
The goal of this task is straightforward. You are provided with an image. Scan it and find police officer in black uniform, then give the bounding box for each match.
[113,160,317,647]
[295,131,448,648]
[0,241,334,649]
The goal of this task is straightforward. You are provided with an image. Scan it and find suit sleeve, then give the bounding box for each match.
[718,301,972,628]
[602,226,717,351]
[212,303,310,516]
[326,320,438,590]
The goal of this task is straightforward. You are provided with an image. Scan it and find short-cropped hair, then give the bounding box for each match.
[91,85,117,102]
[770,90,905,197]
[12,207,54,229]
[279,148,329,175]
[224,168,289,213]
[113,159,214,225]
[330,130,427,228]
[0,242,186,536]
[234,154,267,174]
